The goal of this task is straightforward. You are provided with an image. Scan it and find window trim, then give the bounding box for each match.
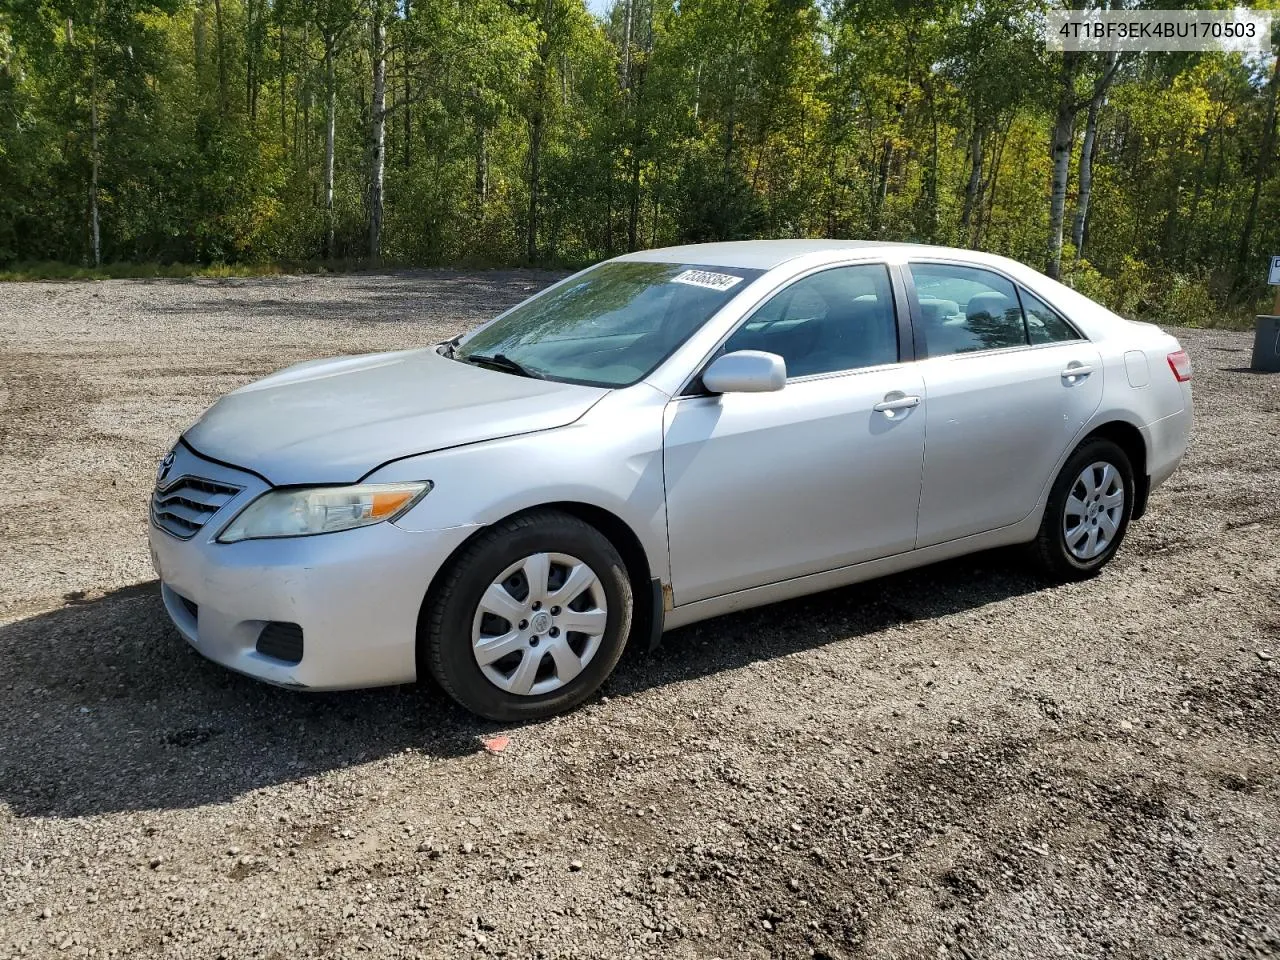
[677,260,910,397]
[901,258,1088,360]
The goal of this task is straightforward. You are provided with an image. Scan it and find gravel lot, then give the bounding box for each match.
[1,272,1277,960]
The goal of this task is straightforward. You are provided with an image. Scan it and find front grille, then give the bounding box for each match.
[152,476,243,539]
[256,622,304,664]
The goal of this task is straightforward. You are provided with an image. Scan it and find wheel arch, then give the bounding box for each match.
[1081,419,1149,519]
[415,501,659,681]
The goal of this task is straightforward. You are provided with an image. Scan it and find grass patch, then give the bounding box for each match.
[1190,302,1273,332]
[0,257,560,282]
[0,261,289,281]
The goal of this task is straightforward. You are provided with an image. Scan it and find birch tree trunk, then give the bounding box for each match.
[527,107,543,261]
[300,22,310,178]
[324,38,337,258]
[925,78,939,242]
[720,1,746,194]
[1046,50,1080,280]
[1071,50,1118,260]
[621,0,632,94]
[88,14,101,267]
[624,0,651,252]
[368,0,386,263]
[1069,92,1100,258]
[278,0,287,151]
[213,0,228,111]
[526,0,554,263]
[402,0,411,168]
[246,0,257,119]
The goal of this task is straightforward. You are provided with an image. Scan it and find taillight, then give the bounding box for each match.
[1167,349,1192,382]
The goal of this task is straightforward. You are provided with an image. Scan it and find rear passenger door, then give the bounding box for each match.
[907,261,1104,547]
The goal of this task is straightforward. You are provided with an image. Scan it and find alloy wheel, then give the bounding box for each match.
[1062,460,1125,561]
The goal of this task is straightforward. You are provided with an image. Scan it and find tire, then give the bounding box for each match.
[1032,437,1135,581]
[422,510,634,721]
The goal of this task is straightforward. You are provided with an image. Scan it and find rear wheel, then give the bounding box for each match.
[423,510,633,721]
[1032,438,1135,581]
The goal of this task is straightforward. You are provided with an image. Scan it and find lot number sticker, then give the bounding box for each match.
[671,269,745,292]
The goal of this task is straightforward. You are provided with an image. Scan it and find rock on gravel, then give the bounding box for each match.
[0,272,1278,959]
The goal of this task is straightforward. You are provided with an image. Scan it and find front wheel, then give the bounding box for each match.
[1032,437,1135,581]
[422,510,634,721]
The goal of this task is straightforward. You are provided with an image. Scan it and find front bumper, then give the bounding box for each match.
[148,444,477,690]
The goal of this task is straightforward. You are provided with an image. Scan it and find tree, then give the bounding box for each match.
[1044,1,1126,279]
[0,0,1274,327]
[1070,49,1120,259]
[520,0,582,261]
[939,0,1044,247]
[299,0,361,257]
[1235,50,1279,290]
[368,0,387,261]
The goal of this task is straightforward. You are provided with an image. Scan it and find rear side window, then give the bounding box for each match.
[909,263,1082,357]
[723,264,898,377]
[1019,288,1081,345]
[909,263,1025,356]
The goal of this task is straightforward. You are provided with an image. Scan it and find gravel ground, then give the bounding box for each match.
[0,272,1277,960]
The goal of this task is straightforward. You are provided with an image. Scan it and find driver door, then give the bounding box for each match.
[662,263,926,606]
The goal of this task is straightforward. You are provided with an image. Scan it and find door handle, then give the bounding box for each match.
[873,395,921,412]
[1061,362,1094,380]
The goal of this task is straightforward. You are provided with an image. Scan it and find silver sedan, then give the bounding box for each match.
[148,241,1193,720]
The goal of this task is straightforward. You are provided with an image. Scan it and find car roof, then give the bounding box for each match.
[615,239,1134,344]
[617,239,1020,271]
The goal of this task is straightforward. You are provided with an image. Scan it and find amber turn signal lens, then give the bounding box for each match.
[370,490,419,518]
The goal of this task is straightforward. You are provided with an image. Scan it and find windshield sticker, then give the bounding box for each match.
[670,269,745,292]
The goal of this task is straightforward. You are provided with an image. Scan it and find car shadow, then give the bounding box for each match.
[0,550,1045,819]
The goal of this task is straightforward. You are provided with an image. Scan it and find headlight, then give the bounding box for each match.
[217,481,432,543]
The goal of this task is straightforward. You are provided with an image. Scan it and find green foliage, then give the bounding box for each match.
[672,145,768,243]
[0,0,1276,329]
[1058,256,1111,307]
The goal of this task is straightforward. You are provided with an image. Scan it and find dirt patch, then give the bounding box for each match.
[1,272,1278,958]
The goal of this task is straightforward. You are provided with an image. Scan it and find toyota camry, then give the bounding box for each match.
[149,240,1193,720]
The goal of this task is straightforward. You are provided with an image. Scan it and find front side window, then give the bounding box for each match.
[455,261,763,387]
[722,264,898,378]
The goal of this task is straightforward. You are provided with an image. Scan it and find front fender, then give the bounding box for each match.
[368,388,672,586]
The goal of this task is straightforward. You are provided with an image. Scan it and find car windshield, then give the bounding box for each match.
[454,261,763,387]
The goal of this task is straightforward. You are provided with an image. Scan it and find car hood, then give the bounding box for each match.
[184,348,609,485]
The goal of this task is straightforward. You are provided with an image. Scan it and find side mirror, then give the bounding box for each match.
[701,350,786,394]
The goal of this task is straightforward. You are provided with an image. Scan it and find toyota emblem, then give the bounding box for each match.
[156,449,176,484]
